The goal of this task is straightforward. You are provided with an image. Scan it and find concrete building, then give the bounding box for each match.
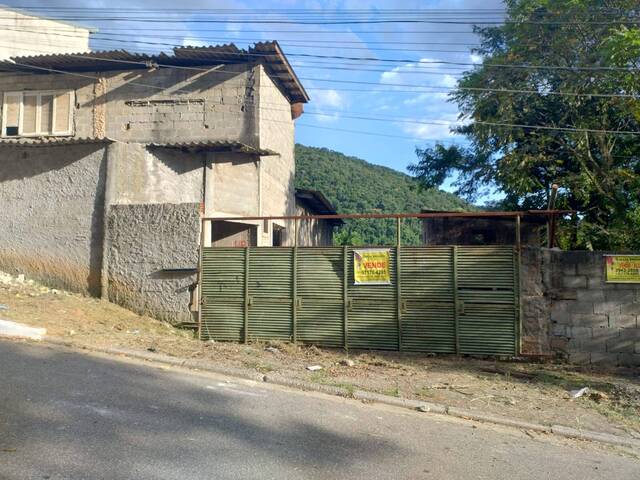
[295,189,344,246]
[0,6,91,59]
[0,43,309,323]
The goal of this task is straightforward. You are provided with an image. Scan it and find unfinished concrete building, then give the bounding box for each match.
[0,43,309,323]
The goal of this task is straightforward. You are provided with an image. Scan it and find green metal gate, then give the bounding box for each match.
[200,245,520,355]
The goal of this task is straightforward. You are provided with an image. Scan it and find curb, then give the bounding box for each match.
[41,336,640,450]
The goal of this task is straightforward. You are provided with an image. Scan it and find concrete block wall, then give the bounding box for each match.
[523,248,640,366]
[0,63,258,144]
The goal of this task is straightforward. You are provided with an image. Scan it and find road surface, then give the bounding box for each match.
[0,340,637,479]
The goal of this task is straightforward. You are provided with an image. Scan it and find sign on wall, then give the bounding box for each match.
[354,248,391,285]
[604,255,640,283]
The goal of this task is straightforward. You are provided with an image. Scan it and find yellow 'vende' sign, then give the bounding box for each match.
[605,255,640,283]
[354,248,391,285]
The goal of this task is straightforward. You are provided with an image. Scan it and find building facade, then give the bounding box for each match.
[0,6,91,59]
[0,44,309,323]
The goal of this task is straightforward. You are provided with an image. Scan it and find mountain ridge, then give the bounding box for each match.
[294,144,470,245]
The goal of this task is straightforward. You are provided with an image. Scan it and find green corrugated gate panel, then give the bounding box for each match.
[200,248,245,341]
[247,248,293,341]
[199,244,520,356]
[456,246,518,355]
[400,247,456,353]
[296,248,344,347]
[346,247,398,350]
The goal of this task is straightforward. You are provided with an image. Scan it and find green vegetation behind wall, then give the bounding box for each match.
[294,144,470,245]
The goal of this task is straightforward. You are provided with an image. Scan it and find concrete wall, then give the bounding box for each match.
[106,203,200,323]
[522,248,640,366]
[0,144,107,295]
[109,143,204,205]
[0,7,90,59]
[257,64,296,245]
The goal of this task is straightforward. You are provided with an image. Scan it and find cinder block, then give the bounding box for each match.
[618,353,640,367]
[567,326,592,339]
[580,335,609,353]
[592,326,618,338]
[554,289,578,300]
[569,313,608,328]
[568,352,591,365]
[608,314,637,328]
[576,261,604,277]
[621,303,640,315]
[594,301,622,314]
[590,352,619,366]
[551,324,567,336]
[562,275,587,289]
[606,336,635,353]
[604,290,636,304]
[550,336,569,352]
[576,289,604,303]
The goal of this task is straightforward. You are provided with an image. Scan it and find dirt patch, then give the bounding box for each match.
[1,271,639,439]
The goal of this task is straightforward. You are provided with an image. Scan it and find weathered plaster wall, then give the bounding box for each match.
[0,144,107,294]
[257,64,296,245]
[522,248,640,366]
[106,203,200,323]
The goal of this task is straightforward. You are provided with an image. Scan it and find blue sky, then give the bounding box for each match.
[10,0,506,195]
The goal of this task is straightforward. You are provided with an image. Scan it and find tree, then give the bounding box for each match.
[409,0,640,250]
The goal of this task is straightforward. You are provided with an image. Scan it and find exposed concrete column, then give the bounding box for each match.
[202,153,215,247]
[100,141,119,299]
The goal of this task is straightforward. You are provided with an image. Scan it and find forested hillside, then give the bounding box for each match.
[295,144,470,245]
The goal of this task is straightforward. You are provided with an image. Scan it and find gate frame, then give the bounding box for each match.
[198,210,570,354]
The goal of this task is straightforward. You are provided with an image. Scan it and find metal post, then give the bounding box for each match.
[197,217,205,340]
[243,247,250,344]
[514,245,521,356]
[294,218,298,247]
[396,216,402,247]
[292,246,298,343]
[452,245,460,355]
[343,245,349,350]
[515,214,522,355]
[396,244,402,352]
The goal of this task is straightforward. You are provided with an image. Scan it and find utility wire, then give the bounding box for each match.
[2,42,637,100]
[8,60,639,137]
[1,26,637,73]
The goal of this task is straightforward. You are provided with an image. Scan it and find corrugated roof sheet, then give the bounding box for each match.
[149,140,279,156]
[1,41,309,103]
[0,136,113,147]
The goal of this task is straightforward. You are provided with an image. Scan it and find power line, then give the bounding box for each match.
[2,26,637,73]
[3,42,637,100]
[0,14,638,26]
[8,60,639,137]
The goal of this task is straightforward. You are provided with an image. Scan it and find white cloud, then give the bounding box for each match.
[310,89,347,122]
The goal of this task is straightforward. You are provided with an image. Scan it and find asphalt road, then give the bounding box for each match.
[0,340,638,480]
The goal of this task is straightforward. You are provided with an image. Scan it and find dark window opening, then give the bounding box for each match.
[273,225,285,246]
